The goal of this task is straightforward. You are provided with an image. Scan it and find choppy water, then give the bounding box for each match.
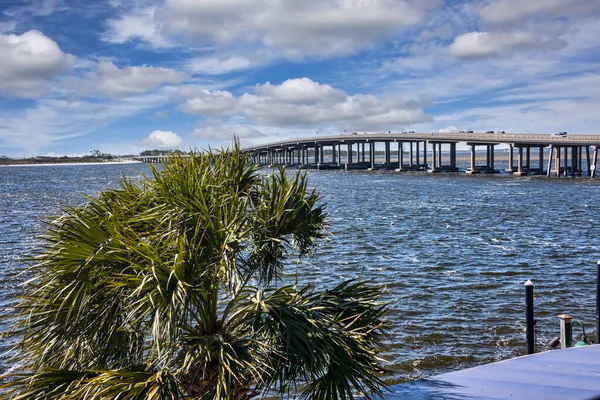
[1,163,599,385]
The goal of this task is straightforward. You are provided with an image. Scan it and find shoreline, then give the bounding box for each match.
[0,160,143,167]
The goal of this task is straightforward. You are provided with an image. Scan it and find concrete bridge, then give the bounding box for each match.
[241,132,600,177]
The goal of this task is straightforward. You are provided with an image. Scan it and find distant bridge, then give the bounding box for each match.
[134,132,600,177]
[241,132,600,177]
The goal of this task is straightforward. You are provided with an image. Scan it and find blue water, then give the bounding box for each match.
[1,163,599,385]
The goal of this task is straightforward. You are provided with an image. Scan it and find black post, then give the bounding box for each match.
[525,280,535,354]
[596,261,600,345]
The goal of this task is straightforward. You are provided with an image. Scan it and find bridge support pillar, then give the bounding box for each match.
[396,141,426,171]
[319,144,324,165]
[396,142,404,171]
[332,144,336,166]
[428,141,459,173]
[384,141,391,169]
[563,146,568,176]
[591,146,599,178]
[347,143,353,164]
[506,144,516,172]
[512,144,545,176]
[586,146,591,176]
[547,145,584,177]
[466,142,499,174]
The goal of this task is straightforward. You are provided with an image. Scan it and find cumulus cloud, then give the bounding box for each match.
[255,78,346,104]
[178,78,433,130]
[0,30,75,98]
[239,79,432,128]
[191,125,267,141]
[186,55,255,75]
[476,0,600,25]
[449,31,566,59]
[103,6,172,47]
[84,61,188,97]
[177,87,238,116]
[106,0,440,57]
[256,0,428,57]
[139,130,184,149]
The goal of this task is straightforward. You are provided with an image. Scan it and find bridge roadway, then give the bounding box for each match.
[240,132,600,177]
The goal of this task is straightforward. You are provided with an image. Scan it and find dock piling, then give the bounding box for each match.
[559,314,573,349]
[525,280,535,354]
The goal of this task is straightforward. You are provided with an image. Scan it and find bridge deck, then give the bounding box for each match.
[242,132,600,151]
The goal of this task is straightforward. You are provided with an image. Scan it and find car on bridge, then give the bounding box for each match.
[552,132,568,137]
[486,130,494,133]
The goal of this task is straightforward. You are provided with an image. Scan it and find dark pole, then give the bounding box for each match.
[596,261,600,344]
[525,280,535,354]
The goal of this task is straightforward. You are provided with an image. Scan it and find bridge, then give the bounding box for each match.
[133,132,600,177]
[240,132,600,177]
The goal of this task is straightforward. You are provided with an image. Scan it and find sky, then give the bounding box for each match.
[1,0,600,157]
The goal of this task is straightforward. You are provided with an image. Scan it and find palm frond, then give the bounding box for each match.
[3,143,389,400]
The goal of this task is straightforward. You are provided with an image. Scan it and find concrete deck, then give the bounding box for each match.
[384,346,600,400]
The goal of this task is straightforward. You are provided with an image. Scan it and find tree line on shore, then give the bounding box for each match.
[0,150,189,165]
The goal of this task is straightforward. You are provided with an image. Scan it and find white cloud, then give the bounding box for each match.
[0,30,75,98]
[374,10,600,136]
[103,6,172,48]
[449,31,566,59]
[255,78,346,104]
[177,78,433,130]
[84,61,188,97]
[433,126,460,133]
[107,0,441,57]
[139,130,184,149]
[476,0,600,25]
[0,87,179,152]
[42,151,90,157]
[165,0,258,44]
[257,0,429,57]
[177,87,238,116]
[239,80,432,129]
[191,125,267,140]
[186,55,255,75]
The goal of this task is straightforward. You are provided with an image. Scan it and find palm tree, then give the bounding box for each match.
[2,144,389,399]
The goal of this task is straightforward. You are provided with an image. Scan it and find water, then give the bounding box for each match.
[1,163,599,385]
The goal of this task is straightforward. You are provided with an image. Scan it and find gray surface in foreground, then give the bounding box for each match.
[385,345,600,399]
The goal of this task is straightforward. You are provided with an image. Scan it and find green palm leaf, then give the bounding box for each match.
[2,141,389,400]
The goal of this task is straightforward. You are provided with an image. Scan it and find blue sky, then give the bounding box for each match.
[1,0,600,156]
